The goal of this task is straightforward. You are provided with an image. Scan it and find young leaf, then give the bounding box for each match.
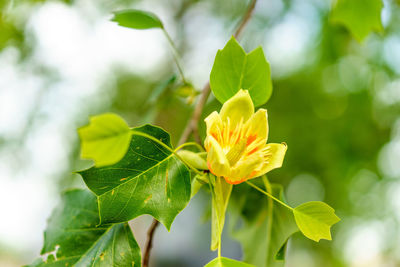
[330,0,383,41]
[293,201,340,242]
[211,176,232,251]
[79,124,191,230]
[231,182,298,267]
[210,36,272,107]
[78,113,132,167]
[205,257,255,267]
[112,9,163,30]
[26,189,141,267]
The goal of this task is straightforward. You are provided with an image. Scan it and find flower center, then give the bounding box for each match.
[225,139,246,166]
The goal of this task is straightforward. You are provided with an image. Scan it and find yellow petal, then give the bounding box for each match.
[205,111,223,137]
[225,155,263,184]
[258,143,287,176]
[244,108,269,142]
[220,89,254,127]
[206,136,230,177]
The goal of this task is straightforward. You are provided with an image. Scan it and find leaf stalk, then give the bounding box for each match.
[246,181,293,211]
[162,28,188,84]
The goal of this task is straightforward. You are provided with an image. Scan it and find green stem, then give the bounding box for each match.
[131,130,203,176]
[246,181,293,211]
[263,176,273,263]
[162,28,188,84]
[208,176,223,258]
[218,239,222,258]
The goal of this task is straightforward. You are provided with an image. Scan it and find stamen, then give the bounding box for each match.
[231,118,244,145]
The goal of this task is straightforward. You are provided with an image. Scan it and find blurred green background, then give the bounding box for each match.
[1,0,400,266]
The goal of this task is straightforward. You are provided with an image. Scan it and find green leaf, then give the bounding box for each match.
[78,113,132,167]
[112,9,163,30]
[205,257,255,267]
[26,189,141,267]
[231,181,298,267]
[210,36,272,107]
[330,0,383,41]
[191,173,209,199]
[211,176,232,251]
[293,201,340,242]
[79,124,191,229]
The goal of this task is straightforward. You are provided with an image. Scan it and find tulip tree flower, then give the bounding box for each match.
[204,89,287,184]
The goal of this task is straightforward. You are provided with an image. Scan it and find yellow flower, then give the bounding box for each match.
[204,90,287,184]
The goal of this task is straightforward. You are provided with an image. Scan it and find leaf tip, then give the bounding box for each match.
[293,201,340,243]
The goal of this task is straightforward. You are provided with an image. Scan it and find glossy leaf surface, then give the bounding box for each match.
[80,124,191,229]
[27,189,141,267]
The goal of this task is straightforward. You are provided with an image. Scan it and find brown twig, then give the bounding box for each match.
[233,0,257,39]
[142,1,257,266]
[179,0,257,144]
[142,219,159,267]
[178,82,211,145]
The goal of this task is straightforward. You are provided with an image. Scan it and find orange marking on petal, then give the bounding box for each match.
[224,176,248,185]
[225,171,259,184]
[229,131,233,138]
[246,135,257,146]
[249,170,258,178]
[207,144,211,151]
[211,132,218,140]
[247,147,259,155]
[207,161,216,176]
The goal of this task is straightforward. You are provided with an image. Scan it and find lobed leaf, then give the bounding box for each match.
[79,124,191,230]
[330,0,383,41]
[26,189,141,267]
[78,113,132,167]
[210,37,272,107]
[112,9,163,30]
[293,201,340,242]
